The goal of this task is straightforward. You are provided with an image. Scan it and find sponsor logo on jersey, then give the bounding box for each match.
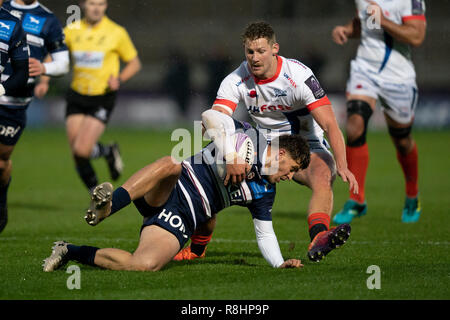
[22,14,46,35]
[72,51,105,69]
[248,90,257,98]
[235,75,251,87]
[10,10,23,20]
[0,125,21,138]
[283,73,297,88]
[0,20,16,41]
[274,88,287,97]
[157,209,188,238]
[412,0,425,15]
[304,75,325,99]
[247,104,293,114]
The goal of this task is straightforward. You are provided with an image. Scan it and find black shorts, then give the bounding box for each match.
[0,106,27,146]
[65,88,117,124]
[134,183,198,248]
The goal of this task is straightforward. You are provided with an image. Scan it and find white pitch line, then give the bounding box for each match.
[1,236,449,246]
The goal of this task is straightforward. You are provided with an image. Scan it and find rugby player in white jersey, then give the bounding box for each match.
[331,0,426,224]
[174,21,358,262]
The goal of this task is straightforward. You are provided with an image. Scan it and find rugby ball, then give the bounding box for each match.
[216,132,254,180]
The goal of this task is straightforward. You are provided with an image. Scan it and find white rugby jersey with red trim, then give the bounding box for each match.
[354,0,426,80]
[213,55,331,142]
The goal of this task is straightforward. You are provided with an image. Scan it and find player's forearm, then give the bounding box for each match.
[201,109,236,160]
[325,122,348,171]
[253,219,284,268]
[380,18,425,47]
[345,17,361,38]
[43,50,70,77]
[119,56,141,83]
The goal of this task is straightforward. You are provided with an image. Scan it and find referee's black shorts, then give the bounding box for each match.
[65,88,117,124]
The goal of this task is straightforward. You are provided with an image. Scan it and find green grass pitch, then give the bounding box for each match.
[0,128,449,300]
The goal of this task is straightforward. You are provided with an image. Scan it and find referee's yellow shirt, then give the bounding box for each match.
[64,16,138,96]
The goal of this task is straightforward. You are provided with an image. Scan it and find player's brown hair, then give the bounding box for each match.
[276,134,310,170]
[241,21,277,45]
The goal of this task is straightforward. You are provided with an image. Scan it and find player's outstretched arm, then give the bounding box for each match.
[311,105,359,195]
[253,218,303,269]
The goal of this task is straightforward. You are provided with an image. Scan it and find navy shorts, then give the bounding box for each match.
[65,89,117,124]
[0,106,27,146]
[134,183,197,248]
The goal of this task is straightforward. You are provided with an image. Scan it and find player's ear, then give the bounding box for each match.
[272,42,279,56]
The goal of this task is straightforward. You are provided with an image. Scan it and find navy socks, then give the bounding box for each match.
[110,187,131,215]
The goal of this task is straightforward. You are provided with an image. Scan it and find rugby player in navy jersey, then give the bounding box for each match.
[0,0,30,233]
[0,0,69,233]
[43,110,328,272]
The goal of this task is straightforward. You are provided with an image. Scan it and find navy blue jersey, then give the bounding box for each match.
[182,120,276,224]
[0,7,28,71]
[1,1,67,102]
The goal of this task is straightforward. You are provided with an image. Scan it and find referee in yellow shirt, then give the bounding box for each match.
[64,0,141,192]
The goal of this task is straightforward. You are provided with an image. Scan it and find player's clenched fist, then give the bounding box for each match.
[332,25,351,45]
[279,259,304,269]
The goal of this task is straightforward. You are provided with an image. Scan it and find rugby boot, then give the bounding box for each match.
[43,241,70,272]
[85,182,113,226]
[173,246,206,261]
[106,143,123,181]
[0,205,7,233]
[402,196,421,223]
[332,199,367,224]
[307,224,351,262]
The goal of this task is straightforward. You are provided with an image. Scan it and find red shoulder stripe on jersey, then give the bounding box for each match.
[306,96,331,111]
[213,99,238,112]
[402,15,426,22]
[253,55,283,85]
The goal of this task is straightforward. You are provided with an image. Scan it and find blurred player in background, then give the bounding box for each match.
[331,0,426,224]
[175,21,358,262]
[42,113,316,272]
[64,0,141,193]
[0,0,69,233]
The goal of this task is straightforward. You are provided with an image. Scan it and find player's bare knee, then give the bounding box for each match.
[159,156,181,176]
[130,258,162,272]
[0,159,11,173]
[72,143,92,159]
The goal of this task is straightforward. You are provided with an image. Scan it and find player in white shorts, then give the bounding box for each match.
[331,0,426,224]
[173,21,358,263]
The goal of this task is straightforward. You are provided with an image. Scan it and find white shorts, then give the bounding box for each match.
[346,60,419,124]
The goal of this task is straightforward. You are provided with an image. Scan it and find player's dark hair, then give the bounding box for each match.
[241,21,276,45]
[276,135,310,170]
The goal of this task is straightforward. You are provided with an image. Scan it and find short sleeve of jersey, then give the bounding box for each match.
[296,66,331,111]
[213,69,242,114]
[401,0,426,23]
[45,16,68,53]
[116,27,137,62]
[246,192,275,221]
[9,22,28,61]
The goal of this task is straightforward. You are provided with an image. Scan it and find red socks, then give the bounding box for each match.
[397,143,419,198]
[190,234,212,256]
[308,212,330,240]
[347,143,369,203]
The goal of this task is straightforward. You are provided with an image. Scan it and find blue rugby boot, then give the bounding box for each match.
[332,199,367,224]
[402,196,421,223]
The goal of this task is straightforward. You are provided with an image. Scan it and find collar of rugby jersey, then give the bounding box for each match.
[82,15,110,30]
[10,0,40,9]
[250,55,283,85]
